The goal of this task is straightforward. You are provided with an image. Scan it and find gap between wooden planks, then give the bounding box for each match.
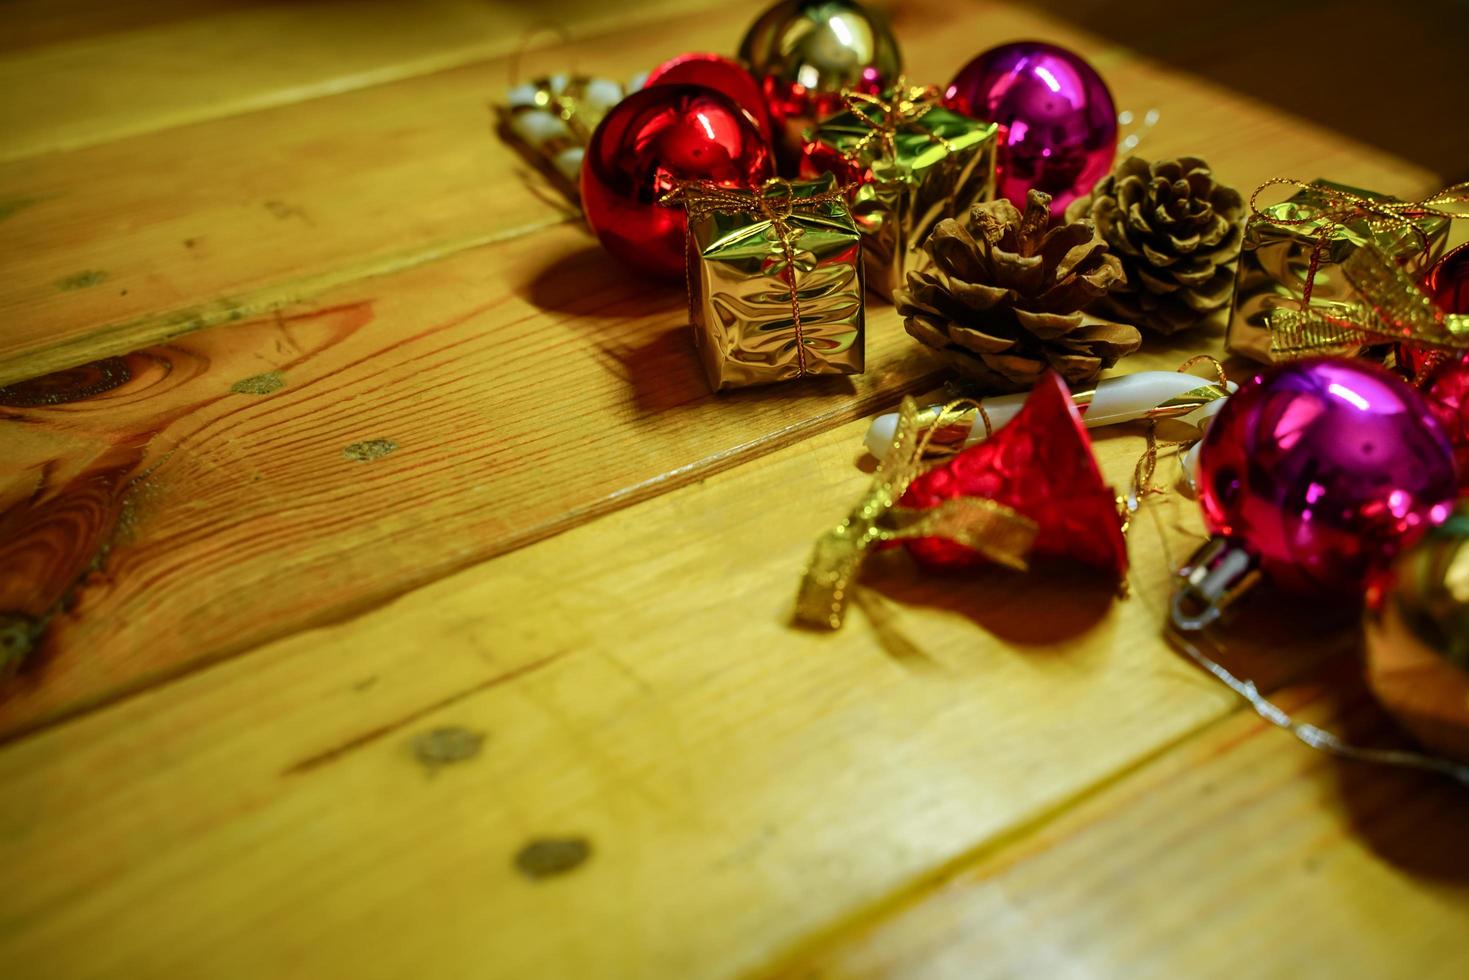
[0,0,741,387]
[0,2,1463,975]
[0,2,1448,739]
[0,218,947,741]
[0,407,1358,980]
[0,0,732,163]
[779,665,1469,980]
[0,0,1446,388]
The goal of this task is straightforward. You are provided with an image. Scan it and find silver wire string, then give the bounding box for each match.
[1167,623,1469,786]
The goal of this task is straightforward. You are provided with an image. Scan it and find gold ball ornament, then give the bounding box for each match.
[739,0,902,164]
[1364,504,1469,763]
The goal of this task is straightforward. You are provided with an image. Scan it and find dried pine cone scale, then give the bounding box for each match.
[895,189,1142,392]
[1070,156,1244,335]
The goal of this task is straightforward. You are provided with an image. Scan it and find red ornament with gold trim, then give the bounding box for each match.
[581,84,774,279]
[898,371,1129,578]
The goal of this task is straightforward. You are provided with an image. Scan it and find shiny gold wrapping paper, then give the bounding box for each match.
[681,175,865,392]
[1225,179,1449,363]
[804,89,998,301]
[1269,242,1469,358]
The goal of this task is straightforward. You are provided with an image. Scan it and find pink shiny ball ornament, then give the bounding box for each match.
[644,53,775,146]
[580,84,774,279]
[1196,358,1458,597]
[945,41,1117,217]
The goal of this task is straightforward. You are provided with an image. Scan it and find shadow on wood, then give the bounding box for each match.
[1192,588,1360,691]
[1324,680,1469,882]
[518,242,684,318]
[859,550,1116,648]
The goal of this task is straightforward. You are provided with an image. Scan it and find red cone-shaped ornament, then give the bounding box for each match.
[899,372,1128,577]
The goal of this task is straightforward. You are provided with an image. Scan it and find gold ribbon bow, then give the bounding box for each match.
[794,396,1038,630]
[665,178,850,378]
[1249,179,1469,356]
[1270,242,1469,360]
[837,79,958,165]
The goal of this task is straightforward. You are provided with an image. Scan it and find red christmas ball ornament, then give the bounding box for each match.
[900,372,1128,579]
[739,0,901,166]
[1399,243,1469,380]
[1425,242,1469,315]
[644,53,774,146]
[945,41,1117,217]
[1421,355,1469,492]
[581,84,773,279]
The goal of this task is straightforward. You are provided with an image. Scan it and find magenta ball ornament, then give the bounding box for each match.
[945,41,1117,216]
[1195,358,1458,598]
[580,84,773,280]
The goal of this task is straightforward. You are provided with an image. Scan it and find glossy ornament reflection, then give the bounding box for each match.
[1399,243,1469,382]
[1421,355,1469,489]
[738,0,901,165]
[1364,503,1469,763]
[1425,241,1469,315]
[581,85,773,279]
[1195,358,1457,597]
[945,41,1117,216]
[644,53,774,145]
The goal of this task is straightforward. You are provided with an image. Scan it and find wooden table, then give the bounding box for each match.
[3,1,1468,976]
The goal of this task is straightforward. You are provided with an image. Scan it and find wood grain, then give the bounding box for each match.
[0,0,722,162]
[784,668,1469,980]
[0,409,1353,980]
[0,221,947,738]
[0,0,1445,388]
[0,0,1448,768]
[3,1,1465,976]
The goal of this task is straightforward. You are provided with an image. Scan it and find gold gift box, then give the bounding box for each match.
[682,175,865,392]
[1226,179,1449,364]
[803,87,998,301]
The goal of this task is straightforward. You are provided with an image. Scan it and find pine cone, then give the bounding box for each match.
[895,189,1142,392]
[1067,156,1244,335]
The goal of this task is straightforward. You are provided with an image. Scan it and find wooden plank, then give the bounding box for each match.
[0,408,1351,980]
[0,2,739,389]
[784,668,1469,980]
[0,0,720,162]
[0,0,1446,388]
[0,0,1446,742]
[0,220,949,738]
[3,0,264,52]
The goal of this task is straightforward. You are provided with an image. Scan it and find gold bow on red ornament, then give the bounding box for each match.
[795,396,1037,630]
